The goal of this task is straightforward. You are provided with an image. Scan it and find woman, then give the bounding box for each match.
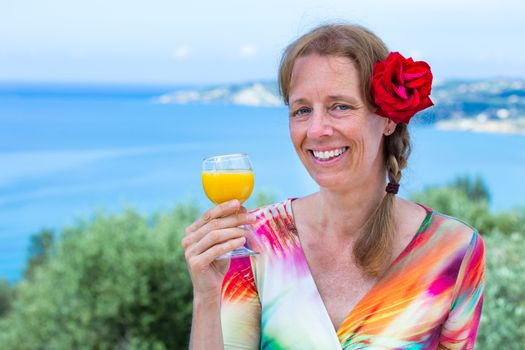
[182,24,485,349]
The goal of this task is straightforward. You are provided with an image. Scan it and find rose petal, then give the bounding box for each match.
[393,85,408,100]
[404,70,426,81]
[409,90,421,108]
[405,76,428,89]
[419,96,434,109]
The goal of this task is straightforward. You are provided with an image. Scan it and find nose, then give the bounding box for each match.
[306,109,333,139]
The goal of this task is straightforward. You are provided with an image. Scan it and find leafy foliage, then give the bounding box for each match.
[0,205,198,349]
[410,176,525,236]
[0,279,14,318]
[24,228,55,280]
[449,175,491,203]
[477,231,525,349]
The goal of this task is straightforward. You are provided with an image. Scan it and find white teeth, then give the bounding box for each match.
[312,147,347,160]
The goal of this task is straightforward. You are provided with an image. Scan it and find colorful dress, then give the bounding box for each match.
[221,198,485,349]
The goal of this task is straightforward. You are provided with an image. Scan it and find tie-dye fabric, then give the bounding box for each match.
[221,198,485,349]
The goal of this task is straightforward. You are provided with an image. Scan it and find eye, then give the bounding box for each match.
[333,104,353,112]
[291,106,311,117]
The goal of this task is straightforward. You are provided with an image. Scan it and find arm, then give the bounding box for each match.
[439,231,485,349]
[189,296,224,350]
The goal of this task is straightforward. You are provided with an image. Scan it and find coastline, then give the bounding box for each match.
[435,117,525,136]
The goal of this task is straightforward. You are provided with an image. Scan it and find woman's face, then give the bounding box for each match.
[288,54,395,191]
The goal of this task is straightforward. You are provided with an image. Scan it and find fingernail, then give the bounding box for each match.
[229,200,239,208]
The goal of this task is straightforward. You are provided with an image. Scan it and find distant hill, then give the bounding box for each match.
[155,81,282,107]
[155,79,525,134]
[428,80,525,134]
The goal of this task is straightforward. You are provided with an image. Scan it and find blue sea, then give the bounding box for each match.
[1,84,525,283]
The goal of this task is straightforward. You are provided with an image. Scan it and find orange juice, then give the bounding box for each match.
[202,170,254,204]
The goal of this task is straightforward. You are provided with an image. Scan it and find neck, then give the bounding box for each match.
[313,174,387,240]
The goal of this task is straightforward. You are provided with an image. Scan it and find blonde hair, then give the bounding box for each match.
[279,24,411,276]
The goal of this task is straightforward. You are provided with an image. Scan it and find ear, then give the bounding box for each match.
[383,118,397,136]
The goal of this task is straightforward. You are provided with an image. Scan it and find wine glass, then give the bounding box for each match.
[202,153,258,259]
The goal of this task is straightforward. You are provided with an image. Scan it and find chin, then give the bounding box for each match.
[311,174,350,191]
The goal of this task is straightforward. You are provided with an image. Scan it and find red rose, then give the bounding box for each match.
[371,52,434,124]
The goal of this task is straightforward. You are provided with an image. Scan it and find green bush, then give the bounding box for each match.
[24,228,55,280]
[477,231,525,349]
[0,205,198,349]
[0,279,14,318]
[410,177,525,236]
[449,175,491,203]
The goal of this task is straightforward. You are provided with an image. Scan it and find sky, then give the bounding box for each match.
[1,0,524,85]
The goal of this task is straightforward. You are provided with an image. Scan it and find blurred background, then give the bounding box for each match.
[1,0,524,348]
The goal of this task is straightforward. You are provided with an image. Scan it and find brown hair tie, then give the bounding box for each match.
[385,182,400,194]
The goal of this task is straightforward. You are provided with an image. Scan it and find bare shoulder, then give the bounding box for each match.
[395,197,429,238]
[288,193,318,223]
[397,197,427,222]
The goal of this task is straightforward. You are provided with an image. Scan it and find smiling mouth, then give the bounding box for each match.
[309,147,349,162]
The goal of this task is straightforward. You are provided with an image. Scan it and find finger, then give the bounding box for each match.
[197,236,247,266]
[182,207,254,250]
[189,227,246,256]
[185,213,256,249]
[186,199,241,234]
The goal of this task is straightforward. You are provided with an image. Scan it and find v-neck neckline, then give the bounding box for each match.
[283,197,433,340]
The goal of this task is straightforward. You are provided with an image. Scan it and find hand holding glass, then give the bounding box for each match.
[202,153,258,259]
